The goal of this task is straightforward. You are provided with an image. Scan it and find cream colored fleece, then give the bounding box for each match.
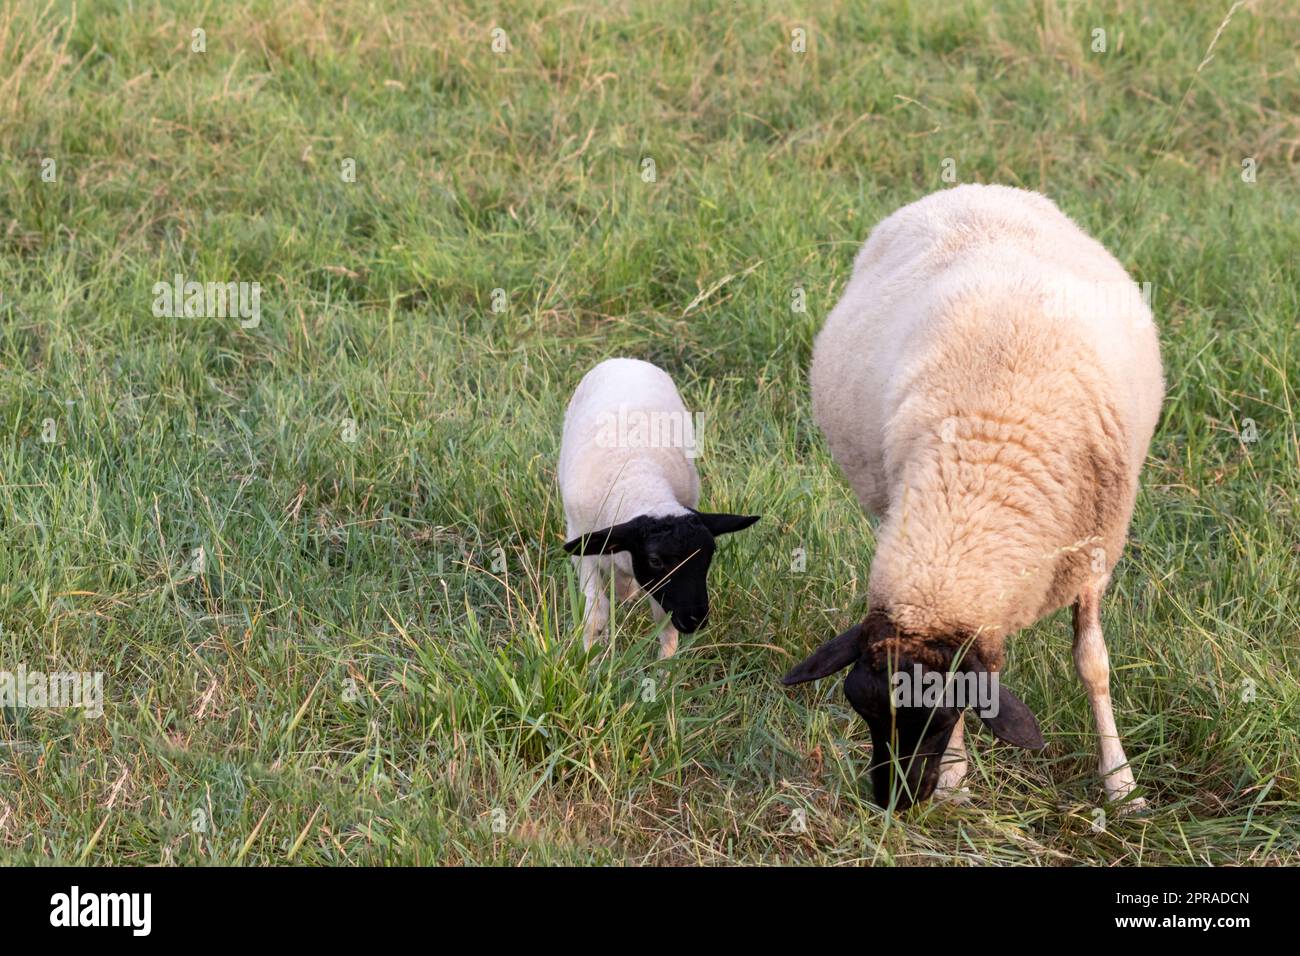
[810,185,1163,666]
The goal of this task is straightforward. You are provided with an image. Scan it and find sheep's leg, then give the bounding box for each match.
[650,598,679,660]
[614,568,640,601]
[934,715,968,799]
[577,556,610,651]
[1073,582,1145,813]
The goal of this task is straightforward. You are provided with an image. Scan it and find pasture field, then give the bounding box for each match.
[0,0,1297,865]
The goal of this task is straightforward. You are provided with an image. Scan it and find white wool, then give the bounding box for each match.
[559,357,700,538]
[810,184,1164,653]
[558,358,701,644]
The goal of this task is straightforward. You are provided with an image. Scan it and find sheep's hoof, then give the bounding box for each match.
[1114,795,1149,816]
[935,755,968,797]
[658,630,679,660]
[935,786,971,806]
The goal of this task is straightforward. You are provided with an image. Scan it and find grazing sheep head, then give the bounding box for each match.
[564,511,760,633]
[782,611,1044,810]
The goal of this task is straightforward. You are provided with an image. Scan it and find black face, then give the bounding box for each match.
[843,660,962,810]
[563,510,761,634]
[627,515,715,633]
[782,613,1046,812]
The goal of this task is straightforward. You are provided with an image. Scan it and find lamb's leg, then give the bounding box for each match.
[577,556,610,651]
[614,568,640,602]
[1073,581,1145,812]
[934,715,968,799]
[650,598,679,660]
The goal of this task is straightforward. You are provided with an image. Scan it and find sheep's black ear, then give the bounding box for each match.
[782,624,863,685]
[977,685,1045,750]
[696,512,761,536]
[563,519,643,556]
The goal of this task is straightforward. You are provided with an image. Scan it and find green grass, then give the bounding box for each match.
[1,0,1298,865]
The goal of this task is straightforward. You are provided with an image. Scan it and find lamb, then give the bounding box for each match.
[783,184,1163,811]
[559,358,760,658]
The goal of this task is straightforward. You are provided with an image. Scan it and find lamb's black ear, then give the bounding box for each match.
[782,624,863,685]
[563,518,643,556]
[976,684,1046,750]
[696,512,761,536]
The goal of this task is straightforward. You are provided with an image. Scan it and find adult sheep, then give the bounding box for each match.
[784,184,1163,812]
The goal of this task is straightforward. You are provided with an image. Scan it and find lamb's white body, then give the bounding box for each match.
[559,358,699,656]
[811,185,1163,807]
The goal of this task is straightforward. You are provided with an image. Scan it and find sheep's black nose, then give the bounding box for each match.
[883,792,905,810]
[675,611,706,633]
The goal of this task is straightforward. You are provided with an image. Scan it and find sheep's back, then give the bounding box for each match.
[811,185,1164,645]
[559,358,701,532]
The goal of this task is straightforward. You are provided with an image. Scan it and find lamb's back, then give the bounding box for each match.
[559,359,700,532]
